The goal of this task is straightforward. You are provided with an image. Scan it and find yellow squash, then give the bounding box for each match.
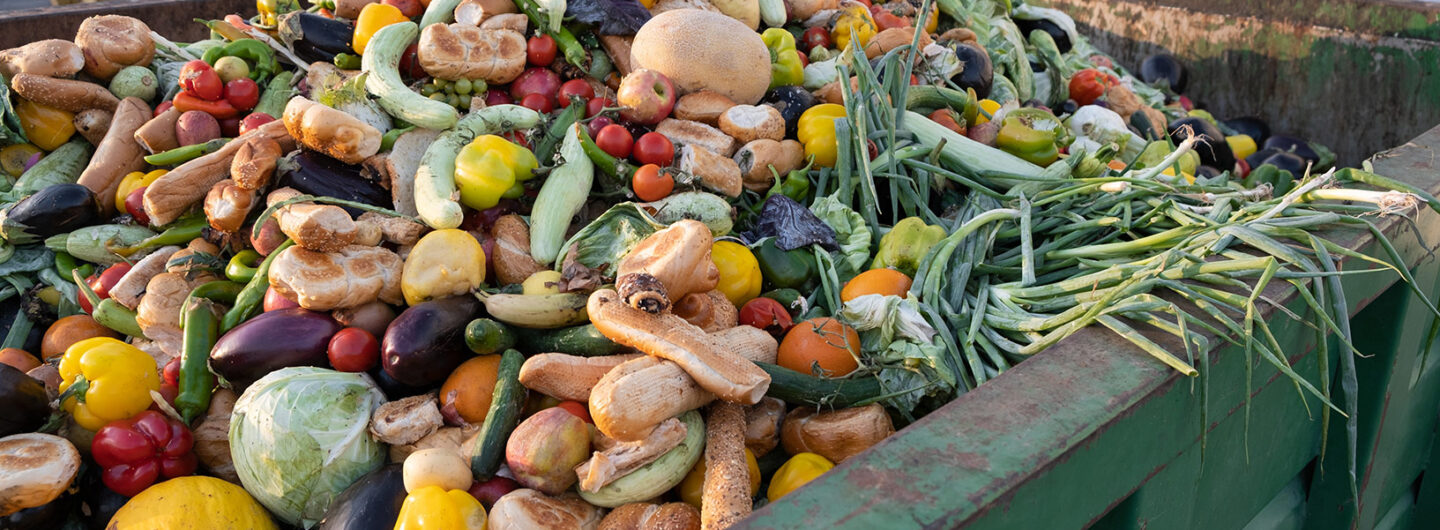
[108,476,278,529]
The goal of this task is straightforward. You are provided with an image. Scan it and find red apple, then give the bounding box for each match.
[617,69,676,125]
[468,476,520,508]
[264,286,300,312]
[510,68,561,107]
[124,187,149,226]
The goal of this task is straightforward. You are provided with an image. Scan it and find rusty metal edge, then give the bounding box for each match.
[0,0,255,50]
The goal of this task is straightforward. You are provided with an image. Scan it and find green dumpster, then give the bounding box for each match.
[741,1,1440,528]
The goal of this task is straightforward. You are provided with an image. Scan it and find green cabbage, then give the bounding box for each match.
[230,367,387,528]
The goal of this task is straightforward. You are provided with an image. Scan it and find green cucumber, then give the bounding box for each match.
[577,410,704,507]
[470,349,526,479]
[465,318,516,355]
[757,362,883,409]
[514,324,628,357]
[529,123,594,264]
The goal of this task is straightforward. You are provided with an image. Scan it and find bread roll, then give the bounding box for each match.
[268,245,405,310]
[673,91,736,127]
[488,489,604,530]
[718,105,784,144]
[0,39,84,78]
[599,502,701,530]
[418,24,526,84]
[631,10,771,104]
[780,403,895,463]
[74,15,154,80]
[281,96,381,164]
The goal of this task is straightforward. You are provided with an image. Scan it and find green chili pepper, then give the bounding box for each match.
[766,162,812,203]
[381,126,415,152]
[73,269,145,338]
[179,281,244,328]
[332,52,362,70]
[536,101,586,163]
[995,108,1065,167]
[54,252,90,284]
[754,238,817,290]
[760,288,807,318]
[226,250,263,283]
[112,215,209,257]
[1242,163,1277,190]
[144,138,231,166]
[871,217,946,276]
[761,28,804,89]
[578,124,636,181]
[176,297,220,424]
[220,39,278,82]
[221,239,294,332]
[201,45,225,65]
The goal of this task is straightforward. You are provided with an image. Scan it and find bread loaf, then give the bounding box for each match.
[418,24,526,84]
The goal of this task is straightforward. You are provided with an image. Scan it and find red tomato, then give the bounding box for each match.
[125,187,149,225]
[802,26,832,52]
[558,79,595,105]
[520,93,553,114]
[1068,68,1119,106]
[239,112,276,134]
[554,401,592,423]
[739,297,795,337]
[383,0,422,17]
[586,115,615,139]
[399,42,426,79]
[79,263,132,313]
[218,116,241,137]
[153,101,173,116]
[179,60,223,101]
[632,132,674,166]
[527,34,557,66]
[872,10,909,31]
[224,77,260,111]
[263,286,300,312]
[585,97,607,118]
[162,357,181,387]
[329,327,380,372]
[594,124,633,159]
[928,108,965,135]
[631,163,674,201]
[485,89,514,106]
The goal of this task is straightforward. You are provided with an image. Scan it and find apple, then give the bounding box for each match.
[263,286,300,312]
[509,67,561,108]
[468,476,520,508]
[617,69,677,125]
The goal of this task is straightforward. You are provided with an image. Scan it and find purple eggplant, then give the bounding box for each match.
[211,308,341,389]
[382,296,478,387]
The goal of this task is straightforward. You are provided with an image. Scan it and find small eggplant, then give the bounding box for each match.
[1245,147,1281,169]
[1015,18,1071,53]
[0,184,100,245]
[950,42,993,100]
[1262,134,1319,164]
[278,12,355,65]
[382,296,478,387]
[0,364,49,437]
[1139,54,1187,93]
[210,308,341,390]
[317,464,407,530]
[278,149,393,215]
[1194,165,1222,179]
[761,86,816,139]
[1168,116,1236,171]
[1257,151,1309,175]
[1224,116,1270,145]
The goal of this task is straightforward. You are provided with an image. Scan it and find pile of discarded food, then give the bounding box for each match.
[1,0,1434,527]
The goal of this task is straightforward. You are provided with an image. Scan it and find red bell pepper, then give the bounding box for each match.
[739,297,795,338]
[173,92,240,119]
[91,410,198,497]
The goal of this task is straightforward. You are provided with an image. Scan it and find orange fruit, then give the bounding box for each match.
[777,317,861,376]
[0,348,40,372]
[840,268,913,303]
[440,355,504,424]
[42,315,121,360]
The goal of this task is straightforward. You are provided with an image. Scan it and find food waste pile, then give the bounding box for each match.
[0,0,1433,528]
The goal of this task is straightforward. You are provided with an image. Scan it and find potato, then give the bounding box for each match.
[402,448,473,493]
[175,111,220,147]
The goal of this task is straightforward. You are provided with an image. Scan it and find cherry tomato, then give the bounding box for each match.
[586,115,615,139]
[1068,68,1119,106]
[153,101,173,116]
[527,34,557,67]
[224,77,260,111]
[632,163,674,201]
[218,116,241,137]
[802,26,832,52]
[239,112,276,134]
[162,356,181,387]
[399,42,427,80]
[594,124,633,159]
[632,132,674,166]
[328,327,380,372]
[520,93,553,114]
[739,297,795,337]
[503,130,531,150]
[179,59,223,101]
[558,79,595,105]
[585,97,607,118]
[928,108,965,135]
[554,401,592,423]
[79,263,132,314]
[125,187,149,225]
[263,286,300,312]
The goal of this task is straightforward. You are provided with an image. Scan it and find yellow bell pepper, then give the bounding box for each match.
[15,100,76,152]
[58,337,161,431]
[797,104,845,168]
[394,486,487,530]
[679,448,761,508]
[766,452,834,502]
[972,99,1001,125]
[454,134,539,210]
[831,5,876,51]
[1226,134,1257,161]
[402,229,487,305]
[114,169,168,211]
[711,241,762,308]
[353,3,409,55]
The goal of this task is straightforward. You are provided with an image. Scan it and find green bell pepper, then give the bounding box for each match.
[202,38,277,83]
[754,238,817,290]
[765,162,812,203]
[762,28,804,89]
[996,107,1066,167]
[871,217,945,276]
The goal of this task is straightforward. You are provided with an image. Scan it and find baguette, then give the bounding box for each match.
[143,119,295,226]
[519,353,643,401]
[673,91,735,127]
[479,13,528,33]
[76,97,149,214]
[230,136,282,190]
[599,503,701,530]
[109,245,182,310]
[734,138,804,191]
[133,106,180,154]
[268,188,359,252]
[453,0,518,26]
[11,73,119,113]
[204,179,257,233]
[417,24,526,84]
[701,402,750,530]
[282,96,381,164]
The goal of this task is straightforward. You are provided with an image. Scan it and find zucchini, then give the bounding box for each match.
[254,71,295,119]
[904,85,972,115]
[414,104,541,229]
[530,123,594,264]
[419,0,462,27]
[577,410,704,507]
[362,22,458,131]
[757,362,883,409]
[758,0,786,28]
[514,324,628,357]
[470,349,526,479]
[11,140,92,197]
[464,318,516,355]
